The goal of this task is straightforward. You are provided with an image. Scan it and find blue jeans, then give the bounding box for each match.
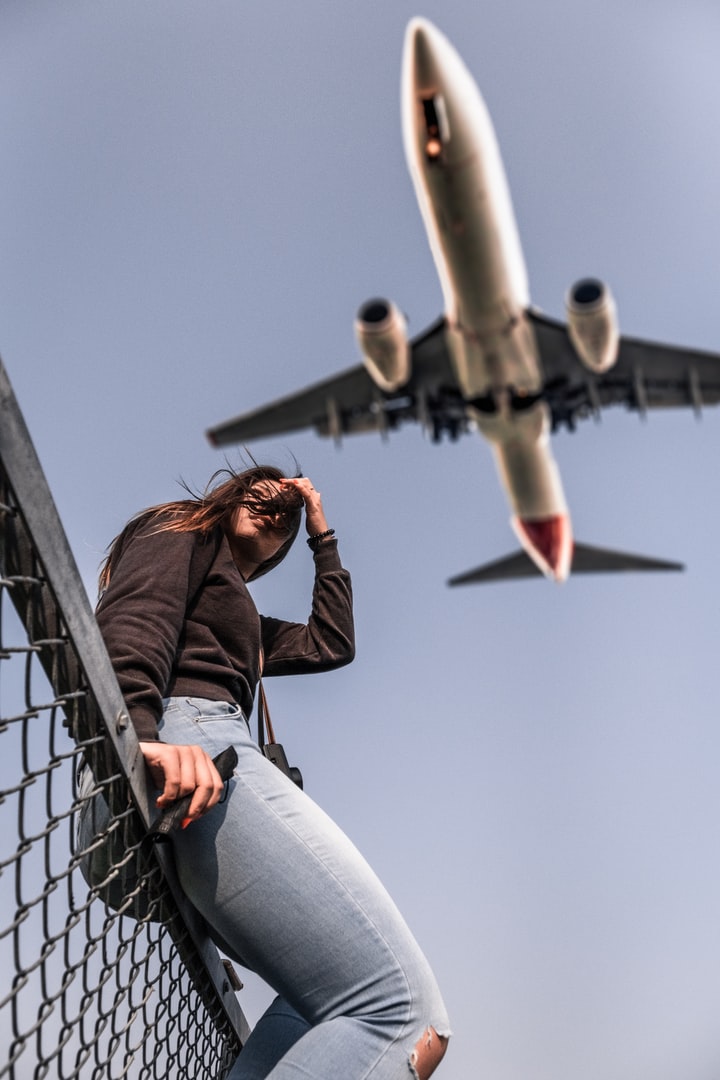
[158,697,450,1078]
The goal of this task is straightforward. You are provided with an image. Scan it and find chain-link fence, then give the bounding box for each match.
[0,358,250,1079]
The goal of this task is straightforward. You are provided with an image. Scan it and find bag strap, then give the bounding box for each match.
[257,647,277,746]
[257,680,277,746]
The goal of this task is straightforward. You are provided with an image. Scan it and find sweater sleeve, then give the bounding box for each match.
[96,525,198,740]
[260,539,355,676]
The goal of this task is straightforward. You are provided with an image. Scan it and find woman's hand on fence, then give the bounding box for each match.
[139,741,226,823]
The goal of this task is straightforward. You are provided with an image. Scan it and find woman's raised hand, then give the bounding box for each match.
[280,477,329,537]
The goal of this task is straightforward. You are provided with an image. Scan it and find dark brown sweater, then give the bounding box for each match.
[96,521,355,740]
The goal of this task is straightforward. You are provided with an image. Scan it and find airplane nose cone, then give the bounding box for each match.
[516,514,573,582]
[403,17,445,94]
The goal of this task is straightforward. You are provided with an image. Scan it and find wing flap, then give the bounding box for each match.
[207,365,375,446]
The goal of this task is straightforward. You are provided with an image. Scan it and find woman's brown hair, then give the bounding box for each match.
[98,464,303,592]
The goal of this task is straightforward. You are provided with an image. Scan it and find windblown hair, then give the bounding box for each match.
[98,464,304,592]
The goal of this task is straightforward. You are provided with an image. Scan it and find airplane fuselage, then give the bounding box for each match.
[402,18,536,395]
[402,18,572,580]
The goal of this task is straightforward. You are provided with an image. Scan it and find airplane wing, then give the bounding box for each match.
[530,310,720,430]
[208,307,720,447]
[206,318,463,447]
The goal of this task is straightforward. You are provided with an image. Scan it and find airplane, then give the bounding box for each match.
[207,16,720,584]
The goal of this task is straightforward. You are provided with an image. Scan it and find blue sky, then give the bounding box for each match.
[2,2,720,1077]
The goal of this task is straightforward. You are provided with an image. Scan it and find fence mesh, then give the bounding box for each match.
[0,359,249,1079]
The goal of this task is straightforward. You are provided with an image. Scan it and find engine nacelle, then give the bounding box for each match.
[354,298,411,392]
[565,278,619,374]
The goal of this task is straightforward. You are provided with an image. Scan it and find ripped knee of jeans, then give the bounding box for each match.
[408,1025,449,1080]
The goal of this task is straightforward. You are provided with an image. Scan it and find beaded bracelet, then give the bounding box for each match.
[307,528,336,549]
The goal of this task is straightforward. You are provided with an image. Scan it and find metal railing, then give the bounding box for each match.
[0,357,250,1079]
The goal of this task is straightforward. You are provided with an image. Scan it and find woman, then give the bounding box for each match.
[91,464,450,1080]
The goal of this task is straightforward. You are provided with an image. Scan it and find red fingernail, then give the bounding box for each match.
[181,817,193,830]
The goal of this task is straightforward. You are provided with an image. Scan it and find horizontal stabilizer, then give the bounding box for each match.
[447,541,684,586]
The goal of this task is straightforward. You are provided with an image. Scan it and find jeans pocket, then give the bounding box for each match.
[192,700,245,724]
[162,697,245,723]
[159,699,251,757]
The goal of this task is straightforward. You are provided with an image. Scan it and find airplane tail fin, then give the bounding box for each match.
[447,541,684,586]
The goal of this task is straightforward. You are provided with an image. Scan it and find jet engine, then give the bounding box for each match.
[565,278,619,374]
[354,298,411,392]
